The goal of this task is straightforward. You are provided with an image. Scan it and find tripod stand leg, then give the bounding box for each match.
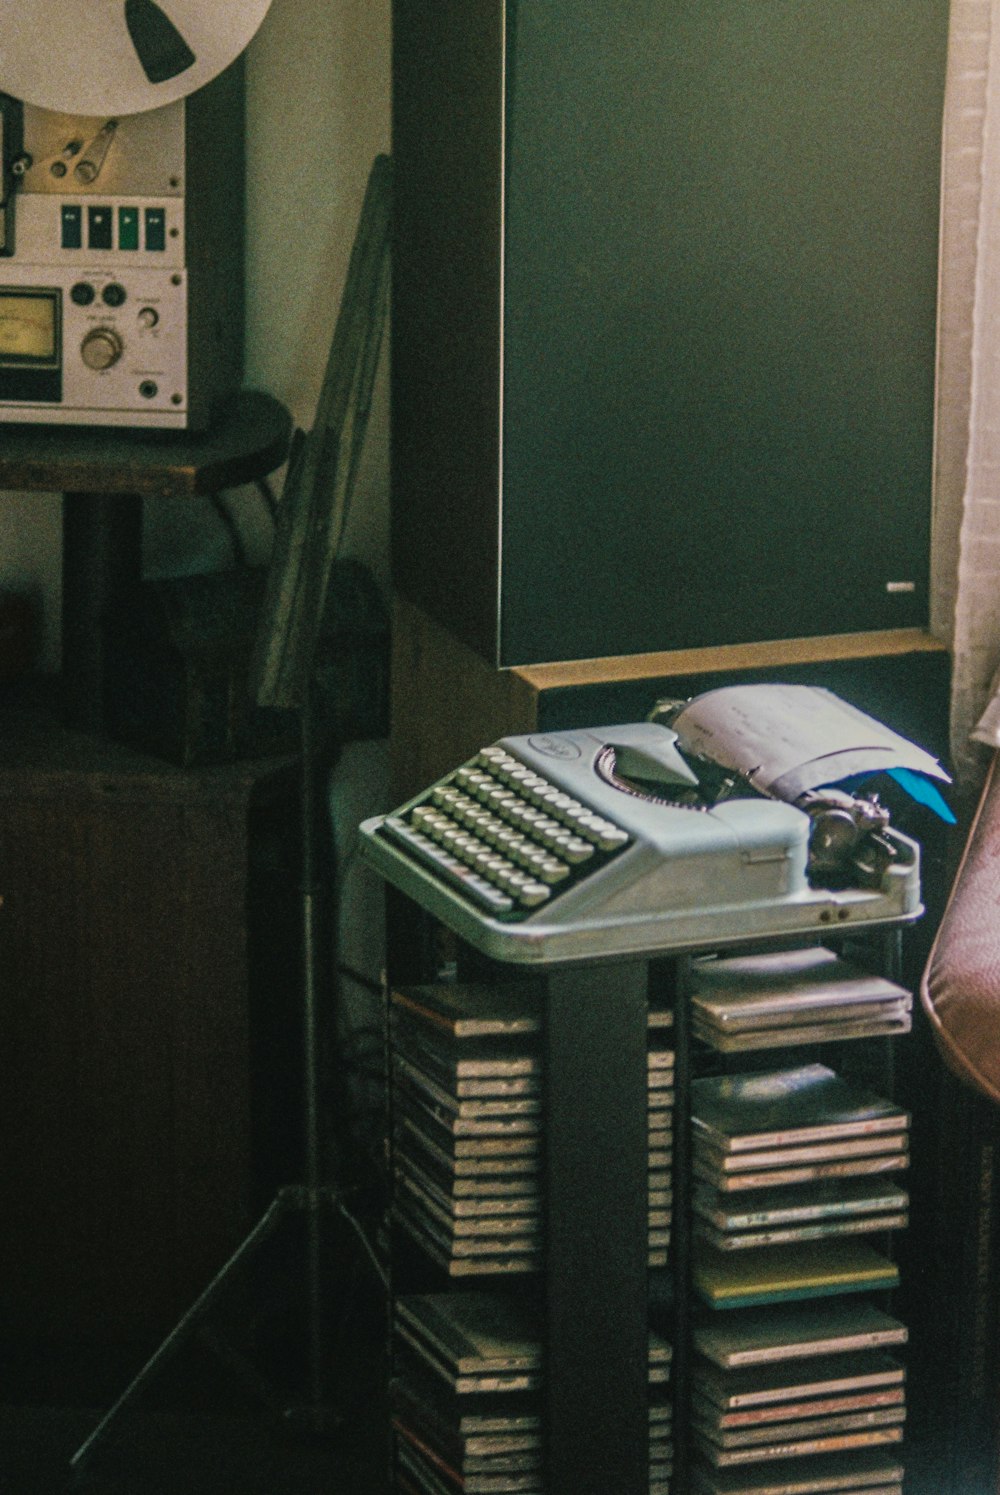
[299,691,332,1421]
[305,1149,324,1412]
[301,869,327,1416]
[69,1193,291,1474]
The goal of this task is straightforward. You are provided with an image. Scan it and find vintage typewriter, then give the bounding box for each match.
[359,688,948,966]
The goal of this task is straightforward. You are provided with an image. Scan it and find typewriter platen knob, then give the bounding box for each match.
[80,325,123,371]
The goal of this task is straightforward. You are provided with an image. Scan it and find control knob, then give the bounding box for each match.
[80,326,123,372]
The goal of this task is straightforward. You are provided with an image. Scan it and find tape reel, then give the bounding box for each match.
[1,0,275,116]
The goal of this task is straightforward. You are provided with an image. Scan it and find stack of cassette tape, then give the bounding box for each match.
[390,1290,674,1495]
[388,982,674,1275]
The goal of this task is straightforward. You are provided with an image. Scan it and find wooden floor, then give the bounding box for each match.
[1,1402,389,1495]
[1,1271,390,1495]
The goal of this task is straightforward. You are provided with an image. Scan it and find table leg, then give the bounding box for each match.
[61,492,142,732]
[543,960,649,1495]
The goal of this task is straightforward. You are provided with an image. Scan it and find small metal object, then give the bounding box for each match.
[73,118,118,184]
[798,786,895,889]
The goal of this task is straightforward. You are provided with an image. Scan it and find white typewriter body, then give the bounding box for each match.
[359,721,923,966]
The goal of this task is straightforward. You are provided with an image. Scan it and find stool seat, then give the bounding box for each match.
[922,752,1000,1102]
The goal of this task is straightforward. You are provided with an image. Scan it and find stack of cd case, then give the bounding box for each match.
[690,1064,909,1256]
[391,1290,673,1494]
[690,1064,908,1249]
[690,1063,906,1315]
[389,982,674,1275]
[688,948,912,1052]
[688,1299,908,1493]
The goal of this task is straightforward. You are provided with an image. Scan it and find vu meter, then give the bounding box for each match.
[0,289,59,361]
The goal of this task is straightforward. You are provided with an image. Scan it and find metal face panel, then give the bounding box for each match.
[0,68,243,429]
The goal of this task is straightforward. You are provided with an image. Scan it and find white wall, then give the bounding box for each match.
[245,0,394,1087]
[242,0,391,586]
[0,0,393,670]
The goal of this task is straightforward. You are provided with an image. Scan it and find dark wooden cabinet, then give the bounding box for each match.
[0,696,301,1344]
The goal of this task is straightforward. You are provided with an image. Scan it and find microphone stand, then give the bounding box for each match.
[69,152,392,1475]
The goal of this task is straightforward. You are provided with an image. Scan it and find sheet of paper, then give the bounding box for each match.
[670,685,950,800]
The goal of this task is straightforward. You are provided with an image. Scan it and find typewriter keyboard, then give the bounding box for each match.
[380,745,631,918]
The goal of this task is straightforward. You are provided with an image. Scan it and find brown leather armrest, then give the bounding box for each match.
[921,752,1000,1104]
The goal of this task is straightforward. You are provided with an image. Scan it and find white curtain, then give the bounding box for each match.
[934,0,1000,787]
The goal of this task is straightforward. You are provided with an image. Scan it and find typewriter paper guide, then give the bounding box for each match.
[669,685,950,802]
[359,721,922,967]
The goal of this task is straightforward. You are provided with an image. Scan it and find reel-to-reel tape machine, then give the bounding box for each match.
[0,0,274,429]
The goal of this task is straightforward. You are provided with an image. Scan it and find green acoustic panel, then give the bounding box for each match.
[391,1,949,667]
[501,0,947,662]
